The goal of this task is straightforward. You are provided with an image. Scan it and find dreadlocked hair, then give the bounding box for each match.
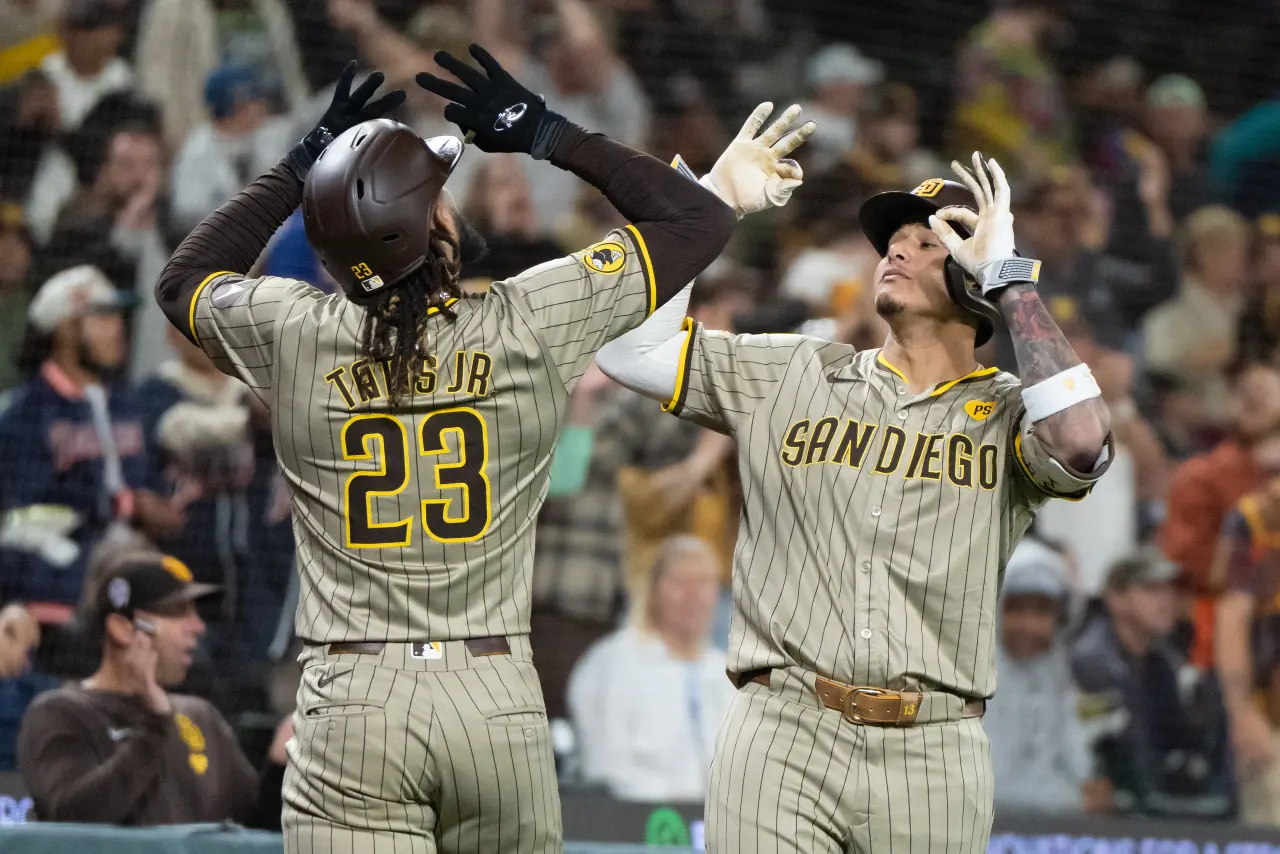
[358,233,462,406]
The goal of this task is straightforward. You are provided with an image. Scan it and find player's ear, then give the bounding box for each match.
[103,613,133,647]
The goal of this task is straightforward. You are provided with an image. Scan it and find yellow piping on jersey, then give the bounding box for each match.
[623,223,657,316]
[874,354,999,396]
[188,270,235,343]
[663,317,697,413]
[1013,432,1089,502]
[426,297,460,317]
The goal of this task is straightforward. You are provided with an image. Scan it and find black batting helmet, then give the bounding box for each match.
[303,119,463,303]
[858,178,1000,347]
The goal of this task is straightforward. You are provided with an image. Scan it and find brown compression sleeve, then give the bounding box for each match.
[549,124,735,306]
[154,161,305,341]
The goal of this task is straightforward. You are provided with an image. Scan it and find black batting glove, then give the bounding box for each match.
[415,44,568,159]
[285,61,406,181]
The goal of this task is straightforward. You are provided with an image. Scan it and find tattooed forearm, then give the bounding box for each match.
[997,284,1111,470]
[999,284,1082,384]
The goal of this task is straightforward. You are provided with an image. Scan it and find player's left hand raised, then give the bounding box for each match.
[928,151,1017,280]
[703,102,817,219]
[416,44,566,159]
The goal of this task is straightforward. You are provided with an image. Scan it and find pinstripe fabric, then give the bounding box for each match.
[667,332,1101,854]
[669,336,1097,697]
[283,638,562,854]
[188,227,654,853]
[187,227,653,644]
[707,675,993,854]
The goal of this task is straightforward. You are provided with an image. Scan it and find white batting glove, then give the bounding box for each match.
[701,102,817,219]
[928,152,1037,296]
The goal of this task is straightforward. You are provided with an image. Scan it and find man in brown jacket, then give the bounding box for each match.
[17,551,289,826]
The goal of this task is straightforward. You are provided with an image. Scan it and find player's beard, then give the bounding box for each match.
[455,213,489,266]
[875,291,906,318]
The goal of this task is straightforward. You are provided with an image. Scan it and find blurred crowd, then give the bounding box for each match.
[3,0,1280,829]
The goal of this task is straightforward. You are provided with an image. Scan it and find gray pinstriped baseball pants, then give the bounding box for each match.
[707,671,993,854]
[282,637,562,854]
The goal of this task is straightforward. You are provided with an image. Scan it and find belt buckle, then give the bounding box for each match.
[842,686,894,725]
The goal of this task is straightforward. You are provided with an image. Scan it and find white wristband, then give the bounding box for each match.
[1021,363,1102,422]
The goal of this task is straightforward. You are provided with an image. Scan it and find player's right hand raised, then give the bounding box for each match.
[701,102,816,219]
[415,43,568,160]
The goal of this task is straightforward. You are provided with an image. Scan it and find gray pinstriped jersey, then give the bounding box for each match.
[665,326,1103,699]
[189,226,655,643]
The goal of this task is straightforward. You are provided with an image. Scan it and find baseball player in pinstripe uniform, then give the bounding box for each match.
[597,152,1114,853]
[152,48,812,853]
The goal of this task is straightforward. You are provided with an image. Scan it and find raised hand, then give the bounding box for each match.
[703,102,818,218]
[416,44,565,159]
[286,61,406,180]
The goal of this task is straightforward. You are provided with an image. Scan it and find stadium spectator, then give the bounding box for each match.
[1144,206,1253,430]
[134,0,308,149]
[987,539,1107,814]
[40,0,131,132]
[0,266,183,610]
[169,64,295,234]
[0,68,59,206]
[997,167,1175,362]
[1035,305,1169,592]
[1072,548,1234,819]
[137,326,252,592]
[461,153,562,281]
[0,0,60,85]
[16,550,287,825]
[1210,94,1280,219]
[530,362,630,719]
[1143,74,1213,225]
[845,83,945,195]
[1216,475,1280,826]
[568,536,733,803]
[40,102,177,379]
[1237,213,1280,364]
[616,273,747,627]
[1160,359,1280,668]
[0,603,39,678]
[800,42,883,173]
[949,0,1074,183]
[0,200,34,394]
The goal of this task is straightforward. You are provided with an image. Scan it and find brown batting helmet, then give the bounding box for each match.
[302,119,463,302]
[858,178,1000,347]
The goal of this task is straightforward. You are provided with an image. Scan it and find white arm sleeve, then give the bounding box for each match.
[595,281,692,402]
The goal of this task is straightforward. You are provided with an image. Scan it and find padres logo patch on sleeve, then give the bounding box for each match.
[580,241,627,274]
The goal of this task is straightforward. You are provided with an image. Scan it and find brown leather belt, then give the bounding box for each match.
[746,669,985,727]
[318,637,512,657]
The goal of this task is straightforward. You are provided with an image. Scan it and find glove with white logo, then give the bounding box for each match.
[284,61,405,181]
[928,151,1039,297]
[416,43,568,159]
[702,102,817,219]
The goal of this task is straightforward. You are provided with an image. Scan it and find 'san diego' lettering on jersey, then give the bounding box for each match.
[778,418,1000,489]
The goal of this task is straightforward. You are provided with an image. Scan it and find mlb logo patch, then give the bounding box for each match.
[411,642,443,660]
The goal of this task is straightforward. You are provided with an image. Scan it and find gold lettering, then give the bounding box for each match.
[467,352,493,397]
[413,356,438,395]
[904,432,930,478]
[831,420,878,468]
[873,426,906,474]
[978,444,999,490]
[780,420,810,467]
[445,351,467,393]
[921,434,944,481]
[324,367,357,410]
[947,434,974,488]
[351,360,381,403]
[804,417,839,465]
